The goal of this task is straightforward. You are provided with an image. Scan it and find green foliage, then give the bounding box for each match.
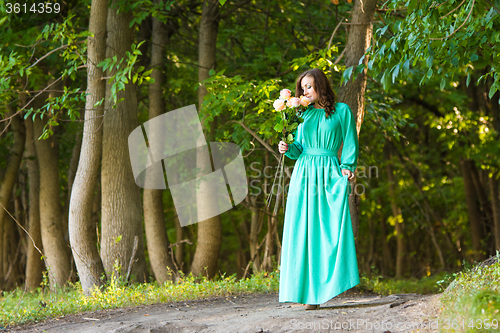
[367,0,500,94]
[97,40,154,106]
[0,270,280,328]
[127,0,174,27]
[440,258,500,332]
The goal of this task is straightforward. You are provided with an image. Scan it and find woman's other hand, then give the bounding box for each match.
[278,141,289,154]
[342,169,355,181]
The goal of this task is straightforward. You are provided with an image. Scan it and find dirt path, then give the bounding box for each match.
[9,291,442,332]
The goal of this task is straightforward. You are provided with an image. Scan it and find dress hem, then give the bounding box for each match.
[278,279,360,305]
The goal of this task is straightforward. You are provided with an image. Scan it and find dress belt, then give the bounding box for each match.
[302,147,338,158]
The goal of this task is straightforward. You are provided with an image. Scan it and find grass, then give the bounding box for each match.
[438,259,500,332]
[358,271,451,295]
[0,270,280,329]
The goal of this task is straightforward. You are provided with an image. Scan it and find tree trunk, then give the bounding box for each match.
[3,197,21,290]
[24,118,44,291]
[34,114,71,288]
[337,0,378,238]
[63,133,81,241]
[489,173,500,250]
[379,199,393,276]
[384,143,405,278]
[460,159,486,261]
[68,0,108,295]
[246,195,261,273]
[470,163,493,225]
[261,206,276,272]
[0,108,26,290]
[189,0,222,279]
[174,208,185,272]
[101,1,146,281]
[143,18,178,284]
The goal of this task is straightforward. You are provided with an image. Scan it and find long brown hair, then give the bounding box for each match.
[295,68,336,118]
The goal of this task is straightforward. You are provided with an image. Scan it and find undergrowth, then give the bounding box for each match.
[438,258,500,332]
[359,271,450,296]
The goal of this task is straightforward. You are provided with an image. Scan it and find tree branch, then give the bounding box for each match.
[430,0,475,41]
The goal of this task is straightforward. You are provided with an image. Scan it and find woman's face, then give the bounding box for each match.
[300,75,319,106]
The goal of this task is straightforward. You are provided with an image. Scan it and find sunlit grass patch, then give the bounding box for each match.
[0,270,280,328]
[439,258,500,333]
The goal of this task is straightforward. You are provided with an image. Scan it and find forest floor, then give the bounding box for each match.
[9,289,443,333]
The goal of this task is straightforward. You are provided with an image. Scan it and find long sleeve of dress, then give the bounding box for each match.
[284,126,304,160]
[339,103,359,172]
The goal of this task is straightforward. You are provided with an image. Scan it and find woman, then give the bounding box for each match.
[277,68,359,310]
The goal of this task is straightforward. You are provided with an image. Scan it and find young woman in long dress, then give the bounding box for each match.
[277,68,359,310]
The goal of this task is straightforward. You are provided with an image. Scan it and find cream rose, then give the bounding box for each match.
[273,99,286,111]
[280,89,292,99]
[289,97,300,107]
[300,96,310,106]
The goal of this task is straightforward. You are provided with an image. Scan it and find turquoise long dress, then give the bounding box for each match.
[278,102,359,305]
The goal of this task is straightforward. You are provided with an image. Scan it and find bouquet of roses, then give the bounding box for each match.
[266,89,310,213]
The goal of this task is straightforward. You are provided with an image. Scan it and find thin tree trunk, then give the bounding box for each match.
[143,17,178,285]
[68,0,108,295]
[4,200,21,290]
[261,207,276,272]
[190,0,222,279]
[101,0,146,281]
[378,199,393,276]
[229,215,248,278]
[34,114,71,288]
[174,207,185,273]
[366,216,374,275]
[24,118,44,291]
[337,0,378,238]
[63,133,81,241]
[489,174,500,250]
[460,159,486,261]
[0,107,26,290]
[471,163,493,224]
[384,143,405,277]
[16,165,28,276]
[247,195,261,273]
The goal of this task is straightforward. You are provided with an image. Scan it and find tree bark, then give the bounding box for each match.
[68,0,108,295]
[489,173,500,250]
[460,159,486,261]
[470,163,493,223]
[144,17,178,284]
[0,108,26,290]
[384,143,405,278]
[34,114,71,288]
[63,133,81,241]
[3,196,22,290]
[101,0,146,281]
[337,0,378,238]
[24,118,44,291]
[189,0,222,279]
[246,195,261,273]
[174,207,185,272]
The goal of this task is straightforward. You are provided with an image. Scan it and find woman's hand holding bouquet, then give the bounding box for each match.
[267,89,310,212]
